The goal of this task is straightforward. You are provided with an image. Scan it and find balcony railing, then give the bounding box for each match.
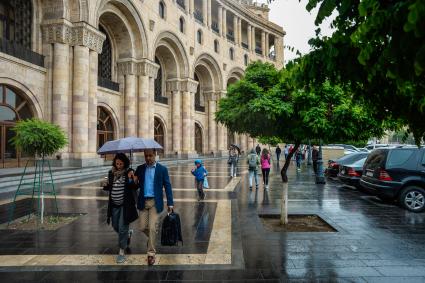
[226,33,235,42]
[176,0,186,10]
[255,47,263,55]
[241,42,249,49]
[211,21,219,33]
[195,104,205,112]
[155,95,169,105]
[193,9,204,23]
[0,38,44,67]
[98,77,120,92]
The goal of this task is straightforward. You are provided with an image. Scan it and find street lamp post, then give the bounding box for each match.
[315,140,326,184]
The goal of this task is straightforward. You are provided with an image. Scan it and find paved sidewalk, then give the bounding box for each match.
[0,159,425,282]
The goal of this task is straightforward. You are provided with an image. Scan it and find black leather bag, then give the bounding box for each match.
[161,211,183,246]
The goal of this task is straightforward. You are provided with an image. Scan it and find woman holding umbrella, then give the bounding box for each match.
[103,153,139,263]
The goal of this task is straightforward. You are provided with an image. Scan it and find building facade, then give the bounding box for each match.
[0,0,285,168]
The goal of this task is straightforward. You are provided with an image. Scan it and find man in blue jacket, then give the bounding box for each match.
[130,149,174,265]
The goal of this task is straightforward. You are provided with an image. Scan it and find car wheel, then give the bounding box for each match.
[399,186,425,213]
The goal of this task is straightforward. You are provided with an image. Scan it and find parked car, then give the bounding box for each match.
[360,148,425,212]
[338,157,367,188]
[325,152,369,177]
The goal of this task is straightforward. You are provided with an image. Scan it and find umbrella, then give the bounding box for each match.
[97,137,163,165]
[230,144,241,154]
[97,137,163,154]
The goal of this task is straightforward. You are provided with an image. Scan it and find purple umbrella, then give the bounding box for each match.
[97,137,163,155]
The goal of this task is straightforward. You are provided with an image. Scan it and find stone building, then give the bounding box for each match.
[0,0,285,168]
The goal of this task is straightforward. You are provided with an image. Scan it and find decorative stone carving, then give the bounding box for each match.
[42,21,106,54]
[180,78,199,93]
[166,78,181,92]
[204,91,217,101]
[136,59,160,78]
[149,20,155,31]
[190,47,194,55]
[117,60,136,75]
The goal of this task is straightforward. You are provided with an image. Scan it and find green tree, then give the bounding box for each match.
[216,61,387,224]
[294,0,425,144]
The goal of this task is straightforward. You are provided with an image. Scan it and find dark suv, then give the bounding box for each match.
[360,148,425,212]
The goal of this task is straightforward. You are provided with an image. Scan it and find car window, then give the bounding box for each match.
[337,153,368,164]
[352,157,367,166]
[364,150,387,170]
[386,149,415,168]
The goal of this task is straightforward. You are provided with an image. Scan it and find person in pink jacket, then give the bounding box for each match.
[260,148,271,190]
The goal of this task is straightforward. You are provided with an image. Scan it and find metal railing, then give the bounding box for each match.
[195,104,205,112]
[255,47,263,55]
[211,22,219,33]
[241,42,249,49]
[155,95,169,105]
[0,38,44,67]
[226,33,235,42]
[98,77,120,92]
[176,0,186,10]
[193,9,204,23]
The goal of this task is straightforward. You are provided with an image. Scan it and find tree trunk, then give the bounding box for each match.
[280,142,300,225]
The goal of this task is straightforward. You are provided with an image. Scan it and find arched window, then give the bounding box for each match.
[159,1,165,19]
[97,106,114,150]
[0,84,34,168]
[0,0,32,49]
[214,40,219,53]
[229,48,234,60]
[179,17,185,33]
[154,117,165,156]
[195,123,203,154]
[197,29,202,44]
[154,56,163,100]
[244,54,248,66]
[98,26,112,80]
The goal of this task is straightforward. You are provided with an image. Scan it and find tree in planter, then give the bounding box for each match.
[11,118,67,224]
[216,61,389,224]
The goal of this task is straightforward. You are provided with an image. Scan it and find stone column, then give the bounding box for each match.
[248,24,252,51]
[88,50,98,154]
[52,42,70,153]
[261,30,266,56]
[203,0,208,24]
[237,17,242,46]
[72,45,90,157]
[189,0,194,15]
[265,32,270,58]
[117,61,137,137]
[222,8,227,38]
[251,26,256,53]
[218,5,223,36]
[207,0,212,27]
[233,15,238,43]
[207,92,217,153]
[148,77,155,138]
[181,79,198,156]
[167,79,182,155]
[240,134,247,153]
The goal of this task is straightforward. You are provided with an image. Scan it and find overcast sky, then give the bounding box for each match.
[256,0,335,64]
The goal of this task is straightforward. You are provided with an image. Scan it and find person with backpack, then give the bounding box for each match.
[247,148,259,190]
[104,153,139,264]
[260,148,271,190]
[228,147,238,177]
[191,159,208,201]
[130,149,174,266]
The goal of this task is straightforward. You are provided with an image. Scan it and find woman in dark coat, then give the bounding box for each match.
[104,153,138,263]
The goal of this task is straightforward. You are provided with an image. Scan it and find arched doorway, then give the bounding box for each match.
[0,84,34,168]
[154,117,165,156]
[97,106,114,150]
[195,123,203,154]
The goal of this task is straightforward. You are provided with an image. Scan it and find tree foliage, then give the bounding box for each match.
[12,119,68,157]
[297,0,425,144]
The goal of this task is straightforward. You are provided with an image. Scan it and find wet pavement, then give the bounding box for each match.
[0,159,425,282]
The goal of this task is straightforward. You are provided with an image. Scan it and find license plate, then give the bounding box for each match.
[366,171,374,177]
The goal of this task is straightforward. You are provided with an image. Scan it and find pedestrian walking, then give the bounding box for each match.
[131,149,174,266]
[228,147,238,177]
[247,148,260,190]
[260,148,271,189]
[312,145,319,174]
[255,144,261,156]
[191,159,208,201]
[296,148,303,171]
[275,145,282,163]
[104,153,139,264]
[284,145,289,160]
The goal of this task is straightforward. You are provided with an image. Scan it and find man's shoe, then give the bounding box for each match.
[147,255,156,266]
[127,229,133,246]
[116,254,126,264]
